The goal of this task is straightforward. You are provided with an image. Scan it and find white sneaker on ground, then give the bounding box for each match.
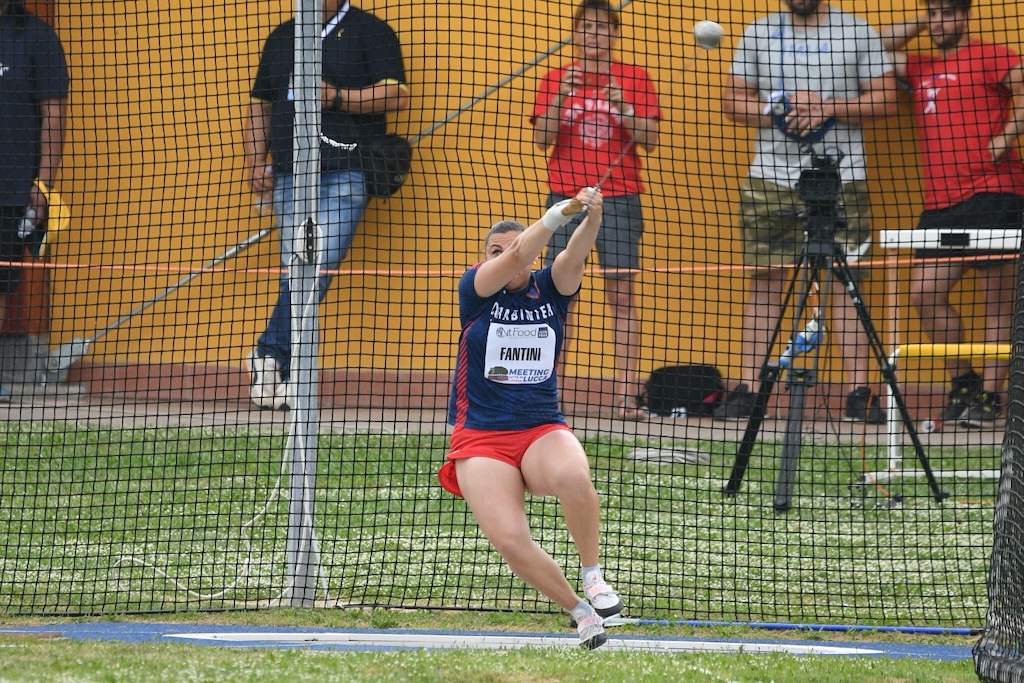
[575,611,607,650]
[246,350,280,409]
[584,580,624,618]
[272,379,294,411]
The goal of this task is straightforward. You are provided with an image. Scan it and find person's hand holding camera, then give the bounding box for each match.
[784,90,835,139]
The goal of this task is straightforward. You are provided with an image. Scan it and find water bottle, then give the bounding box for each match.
[779,318,822,368]
[17,207,38,239]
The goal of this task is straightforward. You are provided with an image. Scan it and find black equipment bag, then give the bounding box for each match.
[639,364,725,416]
[359,134,413,197]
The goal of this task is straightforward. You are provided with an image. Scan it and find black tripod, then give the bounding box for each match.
[722,149,949,511]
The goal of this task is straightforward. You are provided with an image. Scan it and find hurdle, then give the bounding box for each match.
[885,343,1011,470]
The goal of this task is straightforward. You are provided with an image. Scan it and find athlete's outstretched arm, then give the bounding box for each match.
[552,188,603,296]
[472,192,588,298]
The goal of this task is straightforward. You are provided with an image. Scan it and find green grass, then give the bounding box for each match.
[0,423,1000,630]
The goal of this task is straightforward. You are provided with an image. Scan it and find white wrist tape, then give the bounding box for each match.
[542,199,575,231]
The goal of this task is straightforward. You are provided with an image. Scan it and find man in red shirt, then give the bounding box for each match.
[882,0,1024,427]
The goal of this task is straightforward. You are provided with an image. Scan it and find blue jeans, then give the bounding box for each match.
[256,170,367,375]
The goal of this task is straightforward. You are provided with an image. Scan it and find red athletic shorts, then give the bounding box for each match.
[438,423,571,498]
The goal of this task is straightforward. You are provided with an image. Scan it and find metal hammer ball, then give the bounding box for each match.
[693,20,724,49]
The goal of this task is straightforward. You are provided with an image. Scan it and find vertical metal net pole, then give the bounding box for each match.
[974,250,1024,681]
[285,0,323,606]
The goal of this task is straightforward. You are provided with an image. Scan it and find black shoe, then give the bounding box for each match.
[713,384,754,420]
[845,387,884,424]
[941,371,983,422]
[960,391,1000,429]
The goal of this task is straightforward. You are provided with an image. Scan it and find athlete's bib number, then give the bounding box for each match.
[484,323,557,384]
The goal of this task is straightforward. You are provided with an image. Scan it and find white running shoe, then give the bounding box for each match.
[272,379,294,411]
[584,580,624,618]
[246,350,280,409]
[575,611,607,650]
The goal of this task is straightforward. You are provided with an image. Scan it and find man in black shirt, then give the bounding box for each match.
[243,0,409,409]
[0,0,69,403]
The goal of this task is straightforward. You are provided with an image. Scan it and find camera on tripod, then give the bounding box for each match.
[724,150,948,510]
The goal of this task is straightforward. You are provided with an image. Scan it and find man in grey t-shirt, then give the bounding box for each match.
[715,0,897,422]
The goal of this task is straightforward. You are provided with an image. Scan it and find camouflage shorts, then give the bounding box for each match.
[739,177,872,271]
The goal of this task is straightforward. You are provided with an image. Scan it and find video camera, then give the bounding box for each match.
[796,146,845,218]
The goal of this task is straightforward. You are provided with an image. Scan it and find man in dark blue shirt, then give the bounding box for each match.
[243,0,409,410]
[0,0,69,402]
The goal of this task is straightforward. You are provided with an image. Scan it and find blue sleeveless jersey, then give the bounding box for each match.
[448,266,575,430]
